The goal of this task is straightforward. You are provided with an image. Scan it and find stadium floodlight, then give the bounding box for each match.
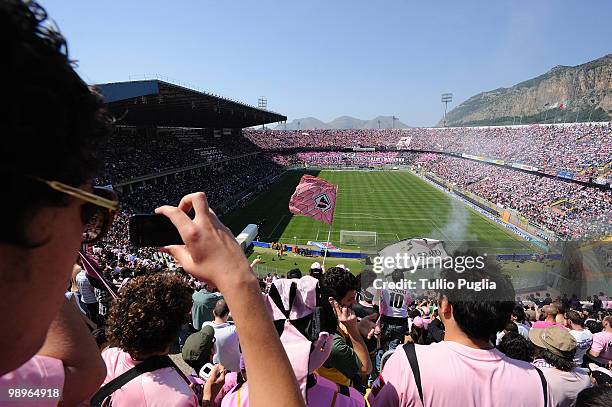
[258,97,268,130]
[441,93,453,127]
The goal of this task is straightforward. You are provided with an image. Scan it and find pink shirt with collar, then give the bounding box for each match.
[367,341,554,407]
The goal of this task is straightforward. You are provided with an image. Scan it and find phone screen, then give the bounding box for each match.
[129,214,184,247]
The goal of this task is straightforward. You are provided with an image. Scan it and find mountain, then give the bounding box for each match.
[274,115,408,130]
[327,116,367,129]
[362,116,409,129]
[439,54,612,126]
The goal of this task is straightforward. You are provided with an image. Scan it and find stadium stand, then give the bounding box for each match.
[244,123,612,182]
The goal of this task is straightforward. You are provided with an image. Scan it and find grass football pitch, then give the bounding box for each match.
[222,169,534,256]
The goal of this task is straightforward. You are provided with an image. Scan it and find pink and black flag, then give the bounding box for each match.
[79,250,118,299]
[289,175,337,224]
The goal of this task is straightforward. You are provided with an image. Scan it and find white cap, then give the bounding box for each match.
[311,262,322,269]
[337,264,346,270]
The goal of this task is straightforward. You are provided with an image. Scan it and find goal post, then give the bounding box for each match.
[340,230,377,246]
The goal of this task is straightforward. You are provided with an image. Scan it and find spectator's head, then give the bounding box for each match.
[106,273,191,360]
[576,385,612,407]
[438,250,515,343]
[512,305,527,323]
[497,332,533,362]
[529,327,576,371]
[555,312,566,326]
[603,316,612,331]
[182,325,215,373]
[546,304,559,321]
[287,268,302,279]
[391,269,404,283]
[0,0,112,371]
[213,299,230,321]
[503,321,518,334]
[585,320,603,334]
[565,310,584,328]
[309,262,323,280]
[321,266,359,307]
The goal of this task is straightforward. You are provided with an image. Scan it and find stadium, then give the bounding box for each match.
[4,1,612,406]
[91,79,611,296]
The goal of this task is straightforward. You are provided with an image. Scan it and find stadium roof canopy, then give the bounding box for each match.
[95,80,286,129]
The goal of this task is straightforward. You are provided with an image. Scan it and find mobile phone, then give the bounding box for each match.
[128,214,184,247]
[199,363,215,380]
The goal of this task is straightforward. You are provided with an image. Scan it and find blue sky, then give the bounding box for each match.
[42,0,611,126]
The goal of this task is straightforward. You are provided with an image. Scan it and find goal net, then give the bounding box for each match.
[340,230,377,246]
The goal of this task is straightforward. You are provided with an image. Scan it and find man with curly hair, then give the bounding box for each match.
[101,273,203,405]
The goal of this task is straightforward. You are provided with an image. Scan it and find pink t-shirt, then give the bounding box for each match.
[590,331,612,363]
[101,347,198,407]
[367,341,553,407]
[0,355,64,407]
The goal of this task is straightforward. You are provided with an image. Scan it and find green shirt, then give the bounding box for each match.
[192,289,223,329]
[321,332,362,383]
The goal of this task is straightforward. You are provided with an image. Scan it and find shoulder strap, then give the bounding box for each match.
[337,384,350,397]
[534,367,548,406]
[268,283,289,318]
[268,282,298,319]
[90,355,174,406]
[402,343,423,405]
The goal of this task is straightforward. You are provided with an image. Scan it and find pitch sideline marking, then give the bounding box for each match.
[268,214,287,237]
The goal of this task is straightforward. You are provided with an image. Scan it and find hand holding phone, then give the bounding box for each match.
[129,214,184,247]
[154,192,253,292]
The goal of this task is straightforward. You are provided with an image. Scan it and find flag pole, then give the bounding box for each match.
[322,185,338,269]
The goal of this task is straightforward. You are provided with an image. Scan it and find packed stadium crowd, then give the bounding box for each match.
[3,2,612,407]
[244,124,612,182]
[119,154,282,212]
[98,129,258,184]
[421,156,612,239]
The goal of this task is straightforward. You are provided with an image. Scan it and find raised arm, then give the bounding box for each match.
[156,192,304,407]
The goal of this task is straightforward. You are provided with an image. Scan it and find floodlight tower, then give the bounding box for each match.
[441,93,453,127]
[258,97,267,130]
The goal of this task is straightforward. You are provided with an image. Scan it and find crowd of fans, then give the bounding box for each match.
[119,154,282,212]
[245,124,612,182]
[421,156,612,239]
[294,151,406,165]
[59,250,612,406]
[244,129,405,150]
[98,129,259,184]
